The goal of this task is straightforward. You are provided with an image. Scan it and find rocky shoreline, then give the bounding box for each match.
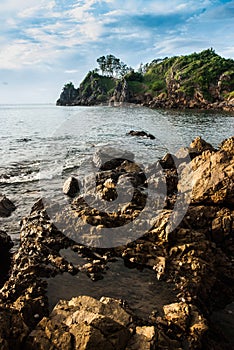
[57,77,234,113]
[0,136,233,349]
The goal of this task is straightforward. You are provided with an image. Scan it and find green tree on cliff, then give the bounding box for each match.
[96,54,131,77]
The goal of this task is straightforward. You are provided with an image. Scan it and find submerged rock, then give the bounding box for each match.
[127,130,155,140]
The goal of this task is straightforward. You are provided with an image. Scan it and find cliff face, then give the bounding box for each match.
[57,49,234,111]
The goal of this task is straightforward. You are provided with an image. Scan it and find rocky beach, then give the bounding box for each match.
[0,135,233,349]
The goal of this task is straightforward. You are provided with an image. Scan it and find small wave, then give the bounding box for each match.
[0,171,39,185]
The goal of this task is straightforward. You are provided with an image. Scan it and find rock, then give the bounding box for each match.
[0,307,29,350]
[211,208,233,243]
[189,136,215,154]
[63,176,80,197]
[127,130,155,140]
[0,230,13,254]
[219,136,234,155]
[159,153,177,169]
[179,138,234,205]
[0,194,16,217]
[0,136,233,349]
[0,231,13,288]
[25,296,133,350]
[163,302,208,348]
[93,146,134,170]
[126,326,156,350]
[111,79,130,103]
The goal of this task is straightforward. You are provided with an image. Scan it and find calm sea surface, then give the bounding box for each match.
[0,104,234,239]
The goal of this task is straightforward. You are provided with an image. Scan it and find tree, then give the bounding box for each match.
[97,56,106,75]
[96,54,131,78]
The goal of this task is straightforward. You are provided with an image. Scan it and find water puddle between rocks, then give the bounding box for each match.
[46,248,177,320]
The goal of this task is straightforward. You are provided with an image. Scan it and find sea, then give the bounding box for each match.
[1,103,234,243]
[1,103,234,327]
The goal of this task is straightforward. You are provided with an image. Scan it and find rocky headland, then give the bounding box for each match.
[57,49,234,112]
[0,135,233,349]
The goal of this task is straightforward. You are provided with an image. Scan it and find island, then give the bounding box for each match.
[57,49,234,112]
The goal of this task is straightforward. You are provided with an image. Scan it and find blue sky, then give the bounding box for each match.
[0,0,234,103]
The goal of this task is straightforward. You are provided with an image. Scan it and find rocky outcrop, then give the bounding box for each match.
[0,136,233,349]
[56,83,79,106]
[110,79,130,104]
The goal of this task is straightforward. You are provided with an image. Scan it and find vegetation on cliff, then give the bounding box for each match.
[57,49,234,110]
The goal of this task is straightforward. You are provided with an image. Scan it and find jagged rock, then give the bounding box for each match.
[159,153,177,169]
[0,136,233,349]
[25,296,133,350]
[111,79,130,103]
[163,302,208,348]
[63,176,80,197]
[220,136,234,155]
[179,137,234,205]
[0,194,16,217]
[189,136,215,154]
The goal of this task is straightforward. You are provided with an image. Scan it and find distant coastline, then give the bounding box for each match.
[56,49,234,113]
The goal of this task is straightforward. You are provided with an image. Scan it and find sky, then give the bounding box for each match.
[0,0,234,104]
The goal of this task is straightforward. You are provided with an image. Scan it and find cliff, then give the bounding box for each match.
[57,49,234,111]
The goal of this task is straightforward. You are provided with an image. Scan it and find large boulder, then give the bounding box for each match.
[25,296,134,350]
[179,136,234,205]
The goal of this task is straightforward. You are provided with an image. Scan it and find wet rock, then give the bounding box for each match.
[63,176,80,197]
[0,194,16,217]
[127,130,155,140]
